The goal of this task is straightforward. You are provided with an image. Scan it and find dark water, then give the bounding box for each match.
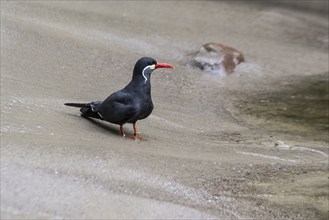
[239,73,329,141]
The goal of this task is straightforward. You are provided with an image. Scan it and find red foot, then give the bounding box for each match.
[119,124,145,141]
[126,136,144,141]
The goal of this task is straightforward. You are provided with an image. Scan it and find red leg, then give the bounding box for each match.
[133,123,143,140]
[120,125,125,137]
[133,123,139,138]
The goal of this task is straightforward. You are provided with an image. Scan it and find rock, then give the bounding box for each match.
[274,141,291,149]
[188,42,245,75]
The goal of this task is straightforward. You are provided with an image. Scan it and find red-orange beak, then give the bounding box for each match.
[155,63,175,69]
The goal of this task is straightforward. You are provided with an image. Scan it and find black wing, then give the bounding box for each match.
[97,91,139,125]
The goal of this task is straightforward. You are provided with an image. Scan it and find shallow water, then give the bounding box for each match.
[239,73,329,142]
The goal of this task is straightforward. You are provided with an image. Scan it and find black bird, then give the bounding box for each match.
[65,57,174,139]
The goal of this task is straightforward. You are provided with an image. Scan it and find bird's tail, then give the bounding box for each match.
[64,101,103,120]
[64,103,90,108]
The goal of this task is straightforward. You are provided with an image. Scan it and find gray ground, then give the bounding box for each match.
[1,1,328,219]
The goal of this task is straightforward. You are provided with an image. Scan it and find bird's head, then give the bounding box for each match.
[133,57,174,83]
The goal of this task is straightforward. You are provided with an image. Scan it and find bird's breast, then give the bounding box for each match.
[137,101,154,120]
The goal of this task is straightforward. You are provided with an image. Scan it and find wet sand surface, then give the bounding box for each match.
[1,1,328,219]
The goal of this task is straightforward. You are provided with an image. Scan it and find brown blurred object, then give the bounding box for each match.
[189,43,245,75]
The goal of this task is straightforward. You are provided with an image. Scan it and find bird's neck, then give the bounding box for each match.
[131,71,151,85]
[128,74,152,94]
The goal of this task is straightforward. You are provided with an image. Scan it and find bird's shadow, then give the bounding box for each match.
[86,118,121,136]
[66,113,126,137]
